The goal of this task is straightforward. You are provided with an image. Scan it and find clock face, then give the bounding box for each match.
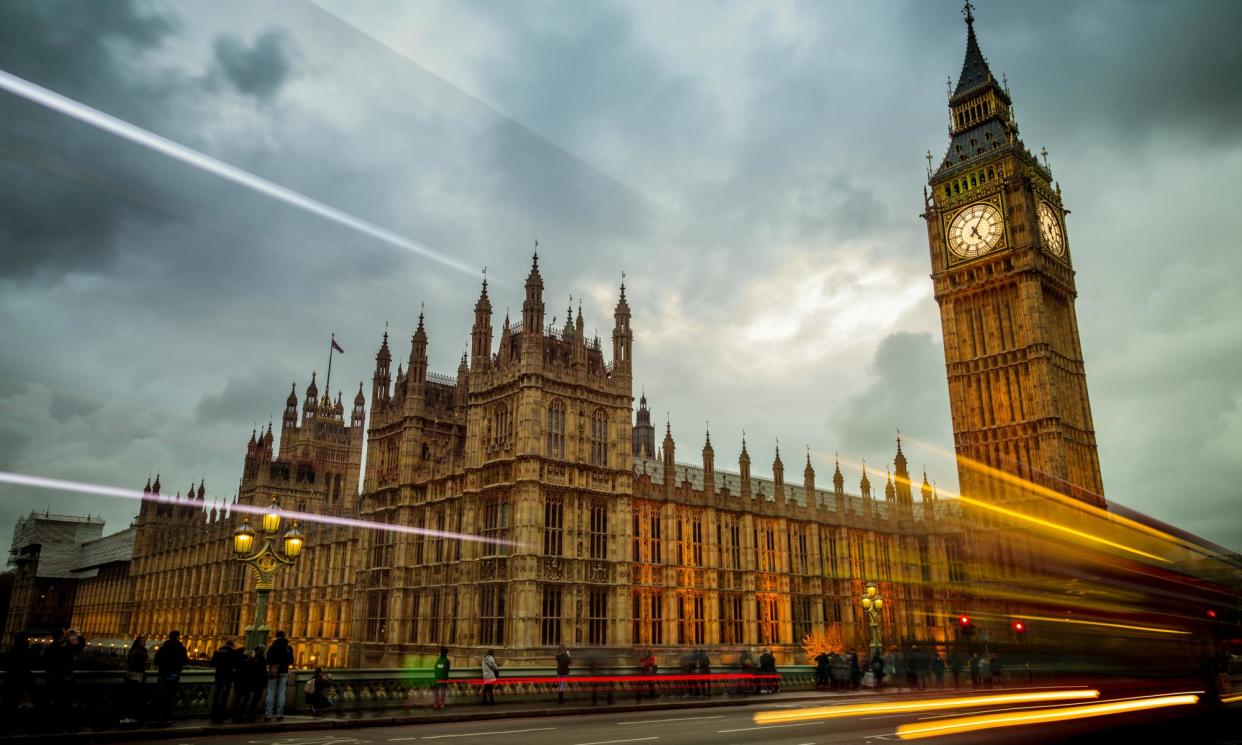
[947,202,1004,259]
[1037,201,1065,256]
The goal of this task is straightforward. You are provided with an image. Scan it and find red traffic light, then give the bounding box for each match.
[1012,621,1026,632]
[958,615,972,626]
[1207,610,1217,619]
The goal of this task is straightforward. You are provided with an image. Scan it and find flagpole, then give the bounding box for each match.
[325,332,335,399]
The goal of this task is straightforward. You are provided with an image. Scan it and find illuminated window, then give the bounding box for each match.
[758,594,780,645]
[721,594,744,644]
[366,589,388,641]
[632,589,663,646]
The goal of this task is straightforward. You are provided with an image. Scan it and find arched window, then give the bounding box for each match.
[590,409,608,467]
[546,400,566,460]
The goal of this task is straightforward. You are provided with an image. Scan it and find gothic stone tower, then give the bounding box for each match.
[923,4,1105,509]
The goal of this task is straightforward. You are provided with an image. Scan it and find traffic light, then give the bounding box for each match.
[1012,620,1026,637]
[957,615,975,637]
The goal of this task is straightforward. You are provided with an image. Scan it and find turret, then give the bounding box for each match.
[662,418,676,498]
[803,447,816,503]
[884,467,896,502]
[701,427,715,497]
[411,308,429,388]
[922,467,935,528]
[471,280,492,372]
[612,276,632,374]
[894,434,913,511]
[283,383,298,431]
[373,329,392,404]
[833,453,845,515]
[739,432,752,500]
[455,351,468,406]
[521,249,545,335]
[860,460,873,519]
[772,442,785,504]
[352,382,366,427]
[632,391,656,457]
[303,371,319,418]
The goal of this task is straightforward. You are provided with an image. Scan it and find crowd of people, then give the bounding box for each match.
[811,646,1008,691]
[2,627,330,728]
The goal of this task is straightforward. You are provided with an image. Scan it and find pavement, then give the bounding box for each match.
[6,678,1239,745]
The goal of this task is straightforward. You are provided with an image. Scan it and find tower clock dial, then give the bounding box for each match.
[947,202,1004,259]
[1037,201,1065,256]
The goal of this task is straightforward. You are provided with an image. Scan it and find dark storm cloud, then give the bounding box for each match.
[194,365,301,426]
[828,332,953,471]
[209,28,297,101]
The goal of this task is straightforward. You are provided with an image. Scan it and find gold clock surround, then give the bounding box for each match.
[942,194,1008,264]
[1037,199,1066,257]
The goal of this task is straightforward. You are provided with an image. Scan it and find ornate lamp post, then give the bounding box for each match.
[860,582,885,662]
[232,501,305,650]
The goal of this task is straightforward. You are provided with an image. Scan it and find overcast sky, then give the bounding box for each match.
[1,0,1240,550]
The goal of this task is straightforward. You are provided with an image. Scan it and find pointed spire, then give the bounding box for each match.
[355,381,365,406]
[152,473,161,493]
[144,477,152,494]
[953,1,992,97]
[740,429,749,457]
[197,480,206,500]
[305,370,318,400]
[286,382,297,407]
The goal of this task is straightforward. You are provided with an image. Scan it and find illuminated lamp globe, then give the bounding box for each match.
[861,597,873,610]
[874,598,884,610]
[283,522,304,559]
[233,519,256,556]
[262,502,282,534]
[866,584,877,598]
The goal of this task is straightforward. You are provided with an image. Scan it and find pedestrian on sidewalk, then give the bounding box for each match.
[932,652,946,689]
[433,647,451,710]
[43,627,85,727]
[121,635,148,726]
[233,646,266,722]
[151,630,187,726]
[264,630,294,721]
[5,633,36,727]
[306,667,333,715]
[210,640,238,722]
[949,653,962,689]
[759,648,778,693]
[696,649,712,698]
[969,653,982,688]
[739,648,756,696]
[989,653,1003,689]
[555,645,572,703]
[481,649,500,704]
[637,648,657,701]
[847,649,862,690]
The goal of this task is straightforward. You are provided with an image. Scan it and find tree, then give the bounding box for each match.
[802,624,844,659]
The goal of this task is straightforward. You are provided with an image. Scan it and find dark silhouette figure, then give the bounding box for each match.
[152,630,188,726]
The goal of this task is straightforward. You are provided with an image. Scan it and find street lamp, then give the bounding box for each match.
[860,582,884,662]
[232,501,305,650]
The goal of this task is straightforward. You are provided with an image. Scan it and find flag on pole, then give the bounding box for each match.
[332,338,344,354]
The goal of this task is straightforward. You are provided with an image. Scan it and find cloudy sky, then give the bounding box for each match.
[1,0,1240,550]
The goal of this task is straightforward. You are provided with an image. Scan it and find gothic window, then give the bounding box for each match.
[408,593,421,643]
[546,400,566,460]
[721,594,744,645]
[677,591,705,645]
[588,588,608,645]
[365,589,388,641]
[691,512,703,566]
[370,522,394,568]
[760,523,777,572]
[428,591,441,644]
[792,596,814,644]
[919,539,932,583]
[479,584,506,646]
[590,409,608,467]
[631,589,663,646]
[757,594,780,645]
[826,531,839,577]
[481,498,511,557]
[540,586,563,646]
[543,494,564,556]
[879,541,893,581]
[946,540,966,583]
[433,509,445,563]
[589,501,608,560]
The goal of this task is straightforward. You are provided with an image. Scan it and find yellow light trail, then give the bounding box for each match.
[992,612,1190,636]
[895,694,1199,740]
[752,689,1100,725]
[952,491,1170,563]
[1221,692,1242,704]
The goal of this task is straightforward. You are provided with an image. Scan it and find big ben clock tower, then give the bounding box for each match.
[924,3,1106,508]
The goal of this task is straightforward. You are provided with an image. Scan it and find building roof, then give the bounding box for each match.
[72,526,136,576]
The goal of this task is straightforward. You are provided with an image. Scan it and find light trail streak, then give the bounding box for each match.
[0,470,516,546]
[1220,692,1242,704]
[894,694,1199,739]
[752,689,1100,725]
[960,610,1190,636]
[0,68,476,276]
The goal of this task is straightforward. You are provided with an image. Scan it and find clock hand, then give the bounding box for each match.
[971,226,982,239]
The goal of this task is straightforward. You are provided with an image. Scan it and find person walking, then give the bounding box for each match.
[151,630,188,726]
[120,636,148,726]
[433,647,451,710]
[969,653,981,688]
[233,646,267,722]
[5,633,36,728]
[847,649,862,690]
[739,648,756,695]
[555,645,572,704]
[759,648,778,693]
[989,653,1003,689]
[638,648,657,701]
[306,667,333,715]
[949,653,962,689]
[815,651,830,690]
[43,627,85,727]
[932,653,946,689]
[481,649,500,704]
[209,640,238,722]
[696,648,712,698]
[264,630,294,721]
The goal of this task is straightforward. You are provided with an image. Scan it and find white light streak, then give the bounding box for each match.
[0,470,515,546]
[0,68,476,276]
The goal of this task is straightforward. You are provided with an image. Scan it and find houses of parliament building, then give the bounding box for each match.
[12,7,1219,669]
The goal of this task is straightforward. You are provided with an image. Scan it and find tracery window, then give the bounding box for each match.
[543,494,564,556]
[676,591,705,645]
[546,400,566,459]
[590,409,608,467]
[631,589,663,646]
[757,594,780,645]
[479,584,506,646]
[721,593,744,645]
[481,498,511,557]
[540,585,563,646]
[589,501,608,560]
[588,587,608,645]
